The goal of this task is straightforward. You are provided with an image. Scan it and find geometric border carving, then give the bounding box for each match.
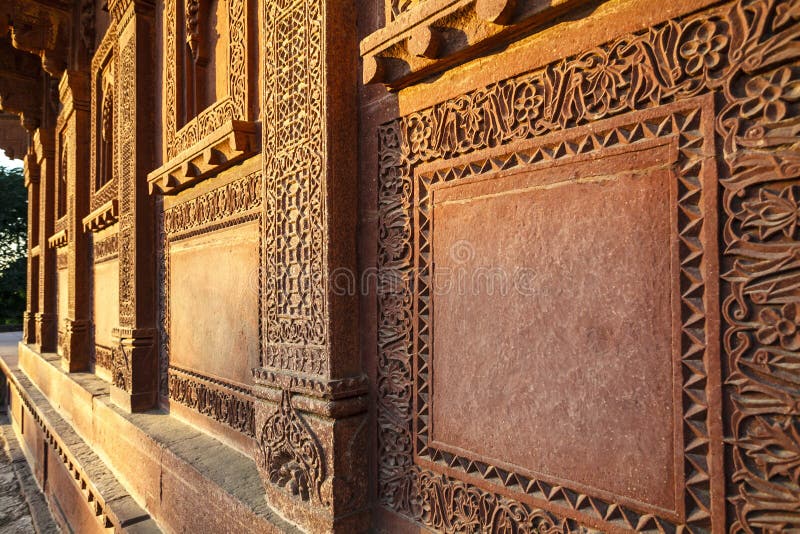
[376,0,800,531]
[262,0,329,376]
[411,99,717,530]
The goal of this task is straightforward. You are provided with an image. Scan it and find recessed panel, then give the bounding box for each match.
[430,165,677,511]
[169,222,260,386]
[93,259,119,348]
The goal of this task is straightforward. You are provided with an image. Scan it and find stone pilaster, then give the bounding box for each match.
[33,128,56,353]
[23,151,39,345]
[108,0,157,413]
[57,70,92,372]
[254,0,368,531]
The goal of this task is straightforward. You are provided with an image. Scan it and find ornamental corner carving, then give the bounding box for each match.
[256,390,326,504]
[111,342,131,391]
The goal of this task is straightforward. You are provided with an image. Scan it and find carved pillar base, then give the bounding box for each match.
[61,319,91,372]
[34,312,56,352]
[110,328,157,413]
[22,311,36,344]
[253,373,369,534]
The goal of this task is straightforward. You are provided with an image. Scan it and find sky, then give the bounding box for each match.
[0,150,23,169]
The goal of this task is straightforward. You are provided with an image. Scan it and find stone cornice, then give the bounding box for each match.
[361,0,591,90]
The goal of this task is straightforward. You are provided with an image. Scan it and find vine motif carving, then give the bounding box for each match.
[376,0,800,531]
[118,39,136,327]
[94,344,113,370]
[168,367,255,436]
[263,0,328,375]
[111,343,131,391]
[93,233,118,264]
[257,390,325,503]
[164,0,248,160]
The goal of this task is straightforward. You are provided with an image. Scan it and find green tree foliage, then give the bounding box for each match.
[0,166,26,325]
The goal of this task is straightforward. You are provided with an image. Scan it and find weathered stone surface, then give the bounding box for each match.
[0,0,798,532]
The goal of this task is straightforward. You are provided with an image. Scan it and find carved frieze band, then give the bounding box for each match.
[168,366,255,437]
[93,233,119,264]
[163,170,262,236]
[94,344,113,370]
[263,0,329,376]
[376,0,800,531]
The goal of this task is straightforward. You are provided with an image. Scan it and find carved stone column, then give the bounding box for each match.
[33,128,56,352]
[57,70,91,372]
[253,0,368,532]
[108,0,157,413]
[23,150,39,344]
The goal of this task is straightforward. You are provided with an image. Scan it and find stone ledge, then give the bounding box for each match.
[6,344,300,534]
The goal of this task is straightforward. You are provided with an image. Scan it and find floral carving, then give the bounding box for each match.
[111,343,131,391]
[757,304,800,351]
[163,170,262,236]
[679,20,729,76]
[743,186,800,240]
[168,368,255,436]
[93,233,118,263]
[94,344,113,370]
[257,390,325,503]
[742,66,800,122]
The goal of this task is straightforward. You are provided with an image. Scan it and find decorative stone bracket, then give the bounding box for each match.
[147,120,258,195]
[361,0,590,89]
[253,369,369,533]
[1,0,71,77]
[82,199,119,232]
[47,229,68,249]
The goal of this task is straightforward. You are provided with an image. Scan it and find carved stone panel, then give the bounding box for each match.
[376,0,800,531]
[90,24,117,214]
[159,168,262,439]
[426,145,681,515]
[168,221,260,386]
